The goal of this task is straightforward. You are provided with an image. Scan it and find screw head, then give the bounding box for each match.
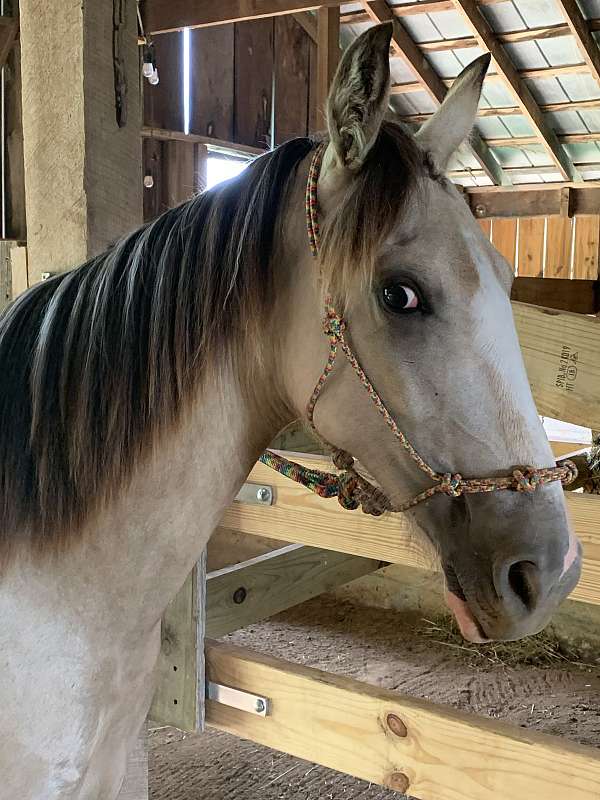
[474,203,487,218]
[256,487,271,502]
[255,698,266,714]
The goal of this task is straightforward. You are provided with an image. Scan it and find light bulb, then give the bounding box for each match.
[142,62,154,78]
[149,68,159,85]
[143,174,154,189]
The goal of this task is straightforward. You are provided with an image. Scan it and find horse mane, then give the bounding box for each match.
[0,123,423,564]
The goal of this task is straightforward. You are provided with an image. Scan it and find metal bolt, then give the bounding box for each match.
[255,698,266,714]
[233,586,247,605]
[474,203,487,218]
[41,271,52,281]
[256,487,271,503]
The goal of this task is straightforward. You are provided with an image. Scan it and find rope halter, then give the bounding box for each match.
[260,144,577,515]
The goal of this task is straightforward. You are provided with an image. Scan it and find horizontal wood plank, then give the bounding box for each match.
[468,186,600,218]
[513,302,600,429]
[207,544,380,637]
[144,0,344,34]
[206,640,600,800]
[224,454,600,607]
[510,278,599,314]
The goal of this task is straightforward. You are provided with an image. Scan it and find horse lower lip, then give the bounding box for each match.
[445,590,489,643]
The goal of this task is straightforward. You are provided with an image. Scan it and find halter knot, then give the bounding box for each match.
[323,311,346,340]
[439,473,464,498]
[559,459,578,486]
[512,467,541,493]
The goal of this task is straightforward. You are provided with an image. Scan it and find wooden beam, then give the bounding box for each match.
[19,0,142,281]
[555,0,600,87]
[141,126,263,157]
[0,16,18,69]
[511,277,600,315]
[468,184,600,218]
[150,551,207,732]
[403,97,600,123]
[206,639,600,800]
[223,449,600,607]
[144,0,345,35]
[206,544,380,638]
[449,0,579,181]
[292,11,317,41]
[362,1,508,185]
[316,6,340,126]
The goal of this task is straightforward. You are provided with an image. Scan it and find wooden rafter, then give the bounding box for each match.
[391,63,589,95]
[402,97,600,123]
[361,1,508,185]
[449,0,579,181]
[144,0,345,34]
[554,0,600,86]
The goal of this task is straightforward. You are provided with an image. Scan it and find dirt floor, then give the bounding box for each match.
[148,596,600,799]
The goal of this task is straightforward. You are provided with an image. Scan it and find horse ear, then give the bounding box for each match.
[415,53,491,172]
[325,22,393,172]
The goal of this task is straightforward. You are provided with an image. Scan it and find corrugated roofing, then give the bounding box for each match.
[339,0,600,185]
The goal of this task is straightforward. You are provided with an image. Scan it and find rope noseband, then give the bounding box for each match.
[259,144,577,515]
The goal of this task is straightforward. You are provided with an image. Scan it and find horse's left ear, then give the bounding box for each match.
[415,53,491,172]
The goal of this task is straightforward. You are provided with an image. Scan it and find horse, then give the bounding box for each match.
[0,21,581,799]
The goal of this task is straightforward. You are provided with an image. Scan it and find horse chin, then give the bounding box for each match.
[445,591,489,644]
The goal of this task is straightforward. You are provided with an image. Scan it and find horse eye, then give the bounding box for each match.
[381,282,420,314]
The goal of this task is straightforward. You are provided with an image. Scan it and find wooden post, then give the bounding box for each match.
[316,6,340,125]
[19,0,142,283]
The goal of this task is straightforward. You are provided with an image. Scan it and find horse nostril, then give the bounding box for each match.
[507,560,540,611]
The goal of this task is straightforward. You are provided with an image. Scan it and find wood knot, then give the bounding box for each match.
[386,772,410,793]
[386,713,408,738]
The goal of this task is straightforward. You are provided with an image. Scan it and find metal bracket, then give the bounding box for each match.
[234,482,274,506]
[206,681,270,717]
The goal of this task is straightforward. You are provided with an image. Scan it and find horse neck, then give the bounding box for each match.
[22,369,282,635]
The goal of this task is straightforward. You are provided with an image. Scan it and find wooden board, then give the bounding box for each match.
[513,302,600,429]
[223,455,600,607]
[308,36,319,134]
[189,25,235,141]
[545,216,572,278]
[206,639,600,800]
[573,215,600,280]
[143,31,184,131]
[142,138,202,222]
[490,218,517,269]
[274,15,310,144]
[206,544,380,638]
[477,219,491,239]
[469,185,600,218]
[510,277,599,314]
[6,37,26,240]
[234,19,274,149]
[149,551,206,732]
[517,217,545,277]
[116,725,148,800]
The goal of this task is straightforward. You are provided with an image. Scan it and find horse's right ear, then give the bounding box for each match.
[324,22,392,173]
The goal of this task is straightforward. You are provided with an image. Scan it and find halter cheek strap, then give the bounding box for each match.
[259,144,577,516]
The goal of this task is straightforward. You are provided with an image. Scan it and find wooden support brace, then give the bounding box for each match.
[206,544,381,638]
[316,6,340,126]
[205,639,600,800]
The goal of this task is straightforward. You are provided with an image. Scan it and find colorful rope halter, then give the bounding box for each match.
[259,144,577,516]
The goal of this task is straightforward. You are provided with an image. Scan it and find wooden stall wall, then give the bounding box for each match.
[144,17,316,152]
[478,215,600,314]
